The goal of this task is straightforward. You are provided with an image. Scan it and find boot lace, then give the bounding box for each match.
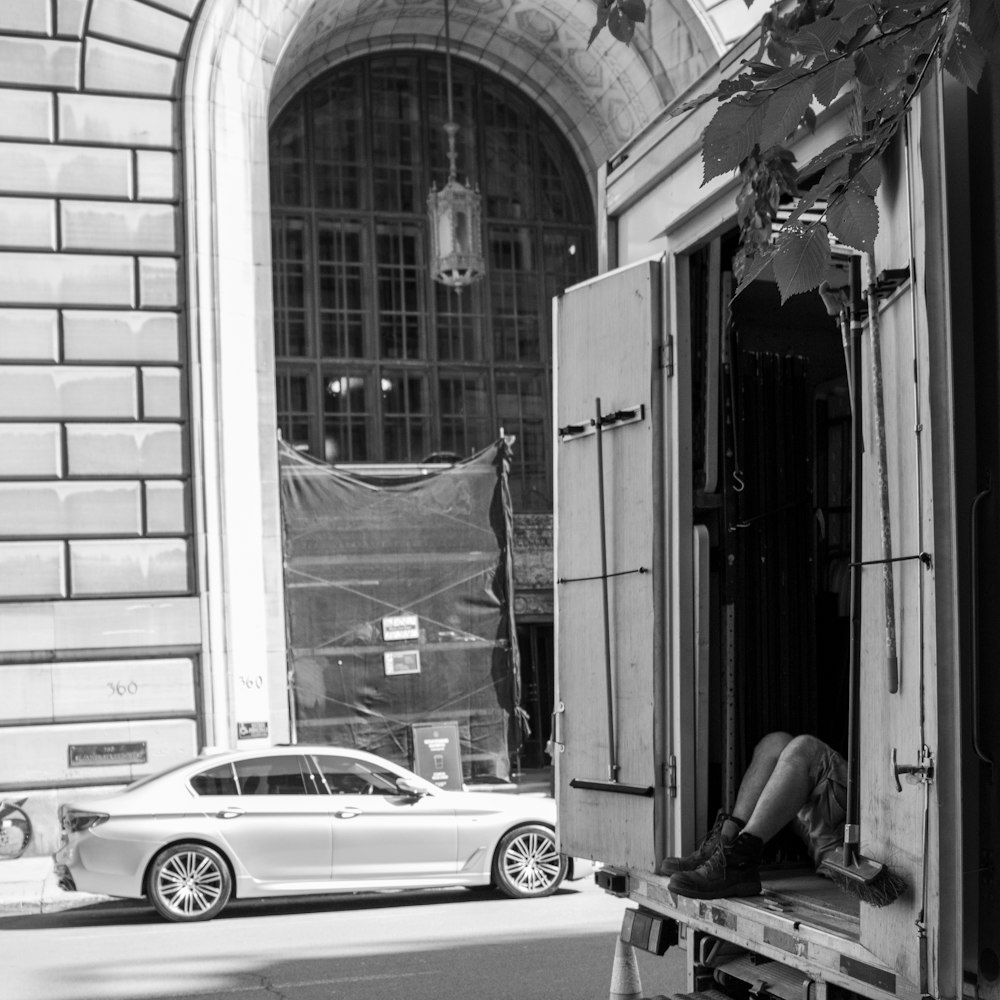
[691,810,728,861]
[696,840,729,880]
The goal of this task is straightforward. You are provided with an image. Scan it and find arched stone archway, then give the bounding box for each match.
[181,0,757,745]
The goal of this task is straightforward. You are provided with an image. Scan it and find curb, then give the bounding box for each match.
[0,887,114,917]
[0,857,112,917]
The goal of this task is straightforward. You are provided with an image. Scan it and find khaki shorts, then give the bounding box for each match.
[792,744,848,868]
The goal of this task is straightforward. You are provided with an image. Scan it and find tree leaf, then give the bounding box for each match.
[772,225,832,302]
[854,45,888,87]
[741,60,782,78]
[734,246,776,296]
[670,91,720,117]
[852,156,881,196]
[943,0,971,53]
[799,133,864,179]
[757,64,811,93]
[702,95,768,184]
[669,75,758,118]
[588,1,611,47]
[826,185,879,251]
[835,0,878,41]
[759,76,816,149]
[944,23,988,90]
[783,156,848,228]
[767,36,794,68]
[608,6,636,44]
[787,16,845,57]
[812,58,856,107]
[620,0,647,23]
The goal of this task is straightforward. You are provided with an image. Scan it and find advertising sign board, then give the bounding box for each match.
[411,721,463,790]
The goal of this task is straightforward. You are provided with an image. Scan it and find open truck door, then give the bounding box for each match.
[553,257,694,872]
[854,272,936,990]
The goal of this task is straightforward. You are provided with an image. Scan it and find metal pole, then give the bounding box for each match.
[595,397,619,781]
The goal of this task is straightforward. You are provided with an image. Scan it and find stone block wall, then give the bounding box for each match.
[0,0,205,853]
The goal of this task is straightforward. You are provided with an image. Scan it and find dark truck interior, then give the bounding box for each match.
[686,232,859,936]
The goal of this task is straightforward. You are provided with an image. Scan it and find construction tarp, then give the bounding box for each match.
[279,438,526,781]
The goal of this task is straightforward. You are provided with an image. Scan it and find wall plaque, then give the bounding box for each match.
[68,742,147,767]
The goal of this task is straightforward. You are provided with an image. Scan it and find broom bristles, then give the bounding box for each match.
[821,856,907,907]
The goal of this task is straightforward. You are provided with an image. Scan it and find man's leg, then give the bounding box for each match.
[724,731,794,841]
[658,731,791,875]
[741,734,830,844]
[669,734,831,900]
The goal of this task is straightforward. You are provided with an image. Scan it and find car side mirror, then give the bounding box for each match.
[395,777,427,798]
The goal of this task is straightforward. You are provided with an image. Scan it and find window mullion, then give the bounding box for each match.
[365,219,381,462]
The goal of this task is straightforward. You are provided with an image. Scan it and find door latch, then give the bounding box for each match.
[892,745,934,792]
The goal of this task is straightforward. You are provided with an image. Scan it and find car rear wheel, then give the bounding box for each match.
[148,843,232,922]
[492,824,567,898]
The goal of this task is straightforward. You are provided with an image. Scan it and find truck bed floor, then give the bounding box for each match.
[755,868,860,939]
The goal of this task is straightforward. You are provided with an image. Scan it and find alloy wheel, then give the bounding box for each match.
[149,843,232,922]
[493,825,567,898]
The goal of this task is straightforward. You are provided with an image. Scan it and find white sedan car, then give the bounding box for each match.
[54,746,570,922]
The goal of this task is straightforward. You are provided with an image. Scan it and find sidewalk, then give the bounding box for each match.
[0,767,554,917]
[0,855,111,916]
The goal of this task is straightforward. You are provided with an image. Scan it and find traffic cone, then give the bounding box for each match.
[609,936,643,1000]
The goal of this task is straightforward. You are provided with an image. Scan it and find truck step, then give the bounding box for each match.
[714,954,815,1000]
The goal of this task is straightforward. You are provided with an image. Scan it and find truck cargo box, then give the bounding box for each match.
[554,58,998,1000]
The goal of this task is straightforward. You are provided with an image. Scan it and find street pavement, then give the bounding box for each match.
[2,868,687,1000]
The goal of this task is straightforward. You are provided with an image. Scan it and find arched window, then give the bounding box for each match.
[269,52,595,512]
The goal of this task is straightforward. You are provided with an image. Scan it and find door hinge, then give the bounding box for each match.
[660,337,674,376]
[664,755,677,797]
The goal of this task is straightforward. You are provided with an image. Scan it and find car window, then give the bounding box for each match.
[128,758,216,792]
[233,756,313,795]
[190,762,239,796]
[311,755,401,795]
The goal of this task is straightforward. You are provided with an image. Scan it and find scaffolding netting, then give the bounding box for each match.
[279,438,526,781]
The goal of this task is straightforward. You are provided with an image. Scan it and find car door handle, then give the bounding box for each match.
[216,807,245,819]
[334,807,363,819]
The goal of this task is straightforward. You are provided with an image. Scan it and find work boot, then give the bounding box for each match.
[668,832,764,899]
[656,810,744,875]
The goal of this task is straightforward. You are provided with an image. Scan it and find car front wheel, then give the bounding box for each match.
[148,842,232,922]
[492,824,567,898]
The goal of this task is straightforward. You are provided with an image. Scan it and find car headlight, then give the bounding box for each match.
[61,809,110,833]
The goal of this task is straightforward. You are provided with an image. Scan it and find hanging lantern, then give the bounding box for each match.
[427,1,485,290]
[428,124,485,289]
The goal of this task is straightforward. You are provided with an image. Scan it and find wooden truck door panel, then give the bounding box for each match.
[858,282,931,987]
[554,258,669,871]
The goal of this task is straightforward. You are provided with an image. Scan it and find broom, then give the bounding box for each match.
[819,256,906,907]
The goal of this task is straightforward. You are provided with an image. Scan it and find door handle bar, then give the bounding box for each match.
[970,479,995,782]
